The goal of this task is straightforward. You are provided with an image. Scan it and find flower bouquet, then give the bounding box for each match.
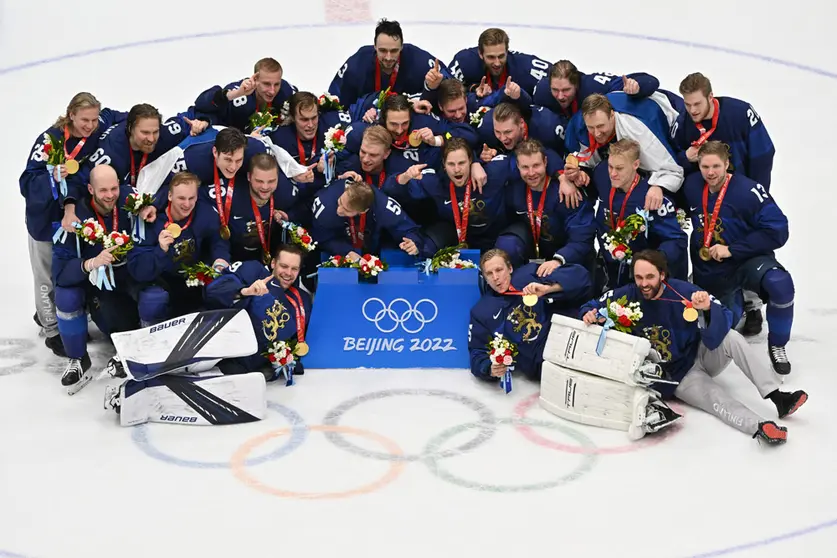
[262,339,296,386]
[249,107,277,131]
[601,212,648,262]
[676,208,691,231]
[43,132,68,198]
[319,254,356,269]
[123,192,154,214]
[74,218,105,245]
[318,93,344,111]
[324,124,348,152]
[488,332,517,394]
[102,231,134,260]
[179,261,220,287]
[595,295,644,356]
[280,221,317,252]
[469,106,491,126]
[356,253,387,279]
[421,244,477,273]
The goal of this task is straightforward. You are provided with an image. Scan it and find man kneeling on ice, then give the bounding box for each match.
[104,243,312,426]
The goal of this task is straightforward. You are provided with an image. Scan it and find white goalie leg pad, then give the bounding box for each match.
[539,361,681,440]
[118,369,267,427]
[543,313,665,387]
[111,309,258,381]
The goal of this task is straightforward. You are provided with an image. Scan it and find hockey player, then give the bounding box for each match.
[475,101,572,159]
[580,249,806,445]
[391,137,509,253]
[675,73,776,335]
[675,72,775,189]
[226,154,303,264]
[205,243,312,378]
[53,165,139,389]
[127,172,230,325]
[20,92,125,356]
[328,19,451,108]
[682,141,794,374]
[268,91,354,197]
[468,248,592,382]
[563,93,683,211]
[500,139,596,270]
[309,178,432,261]
[87,103,208,188]
[448,28,550,107]
[532,60,663,120]
[194,57,296,133]
[590,139,687,289]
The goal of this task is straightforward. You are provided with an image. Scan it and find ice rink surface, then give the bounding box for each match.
[1,1,836,556]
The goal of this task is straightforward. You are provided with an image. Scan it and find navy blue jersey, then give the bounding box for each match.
[85,116,194,189]
[127,203,230,285]
[579,280,733,397]
[328,44,451,107]
[52,186,134,288]
[205,260,312,371]
[194,78,297,132]
[449,47,550,94]
[682,172,788,291]
[673,96,775,189]
[225,184,286,264]
[591,166,688,282]
[472,105,565,154]
[19,108,126,241]
[398,158,509,248]
[532,71,661,118]
[499,153,596,264]
[468,263,592,380]
[309,179,430,257]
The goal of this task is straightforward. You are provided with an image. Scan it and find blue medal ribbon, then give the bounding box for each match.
[635,208,651,239]
[46,164,59,200]
[500,367,513,394]
[595,307,615,356]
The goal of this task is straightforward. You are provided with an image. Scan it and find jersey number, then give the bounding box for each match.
[750,183,769,203]
[312,197,325,219]
[747,106,760,127]
[232,96,248,107]
[593,73,616,85]
[385,198,402,216]
[530,59,549,81]
[89,147,111,166]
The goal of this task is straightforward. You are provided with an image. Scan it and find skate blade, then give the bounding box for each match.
[66,370,95,396]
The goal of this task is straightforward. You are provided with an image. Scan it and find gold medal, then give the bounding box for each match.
[522,294,538,307]
[166,223,182,239]
[683,306,698,322]
[294,341,309,356]
[699,246,711,261]
[64,159,80,175]
[220,225,231,240]
[565,153,579,168]
[408,131,423,147]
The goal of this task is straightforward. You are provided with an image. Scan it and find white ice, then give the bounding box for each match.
[1,1,836,557]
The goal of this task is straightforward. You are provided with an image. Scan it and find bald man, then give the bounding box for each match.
[52,164,141,393]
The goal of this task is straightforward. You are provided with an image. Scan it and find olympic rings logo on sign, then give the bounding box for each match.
[361,297,439,334]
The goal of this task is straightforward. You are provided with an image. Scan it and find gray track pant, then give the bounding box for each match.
[674,331,779,436]
[27,234,58,338]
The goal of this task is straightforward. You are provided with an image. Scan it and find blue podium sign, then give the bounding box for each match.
[304,250,482,369]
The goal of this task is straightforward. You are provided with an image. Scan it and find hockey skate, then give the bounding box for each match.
[753,421,787,445]
[63,354,92,396]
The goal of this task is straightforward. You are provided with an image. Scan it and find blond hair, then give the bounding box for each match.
[608,139,641,162]
[53,92,101,129]
[479,248,512,271]
[344,179,375,212]
[362,125,394,148]
[697,140,731,162]
[581,94,613,117]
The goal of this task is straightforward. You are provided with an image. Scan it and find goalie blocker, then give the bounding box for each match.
[540,314,681,439]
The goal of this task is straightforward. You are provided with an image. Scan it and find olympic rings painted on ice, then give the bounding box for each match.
[361,297,439,334]
[512,393,685,455]
[131,402,307,469]
[322,389,498,461]
[422,418,597,493]
[230,425,407,500]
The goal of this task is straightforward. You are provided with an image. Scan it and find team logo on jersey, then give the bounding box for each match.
[173,239,196,263]
[508,305,542,342]
[262,300,291,341]
[641,325,672,362]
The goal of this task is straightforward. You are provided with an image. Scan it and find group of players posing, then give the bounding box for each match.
[20,19,806,443]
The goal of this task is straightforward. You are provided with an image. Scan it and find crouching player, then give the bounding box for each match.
[576,250,807,445]
[205,243,312,380]
[468,248,593,383]
[53,165,140,393]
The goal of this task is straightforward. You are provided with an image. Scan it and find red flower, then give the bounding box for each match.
[494,355,503,363]
[334,130,345,140]
[301,234,312,244]
[333,255,342,262]
[615,243,628,253]
[279,357,287,366]
[618,314,632,327]
[43,143,52,154]
[504,349,511,355]
[267,353,276,362]
[617,219,625,228]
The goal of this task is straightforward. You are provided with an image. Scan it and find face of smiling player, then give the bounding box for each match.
[444,148,472,187]
[374,34,402,72]
[248,166,278,205]
[129,117,160,154]
[479,44,508,78]
[213,147,245,180]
